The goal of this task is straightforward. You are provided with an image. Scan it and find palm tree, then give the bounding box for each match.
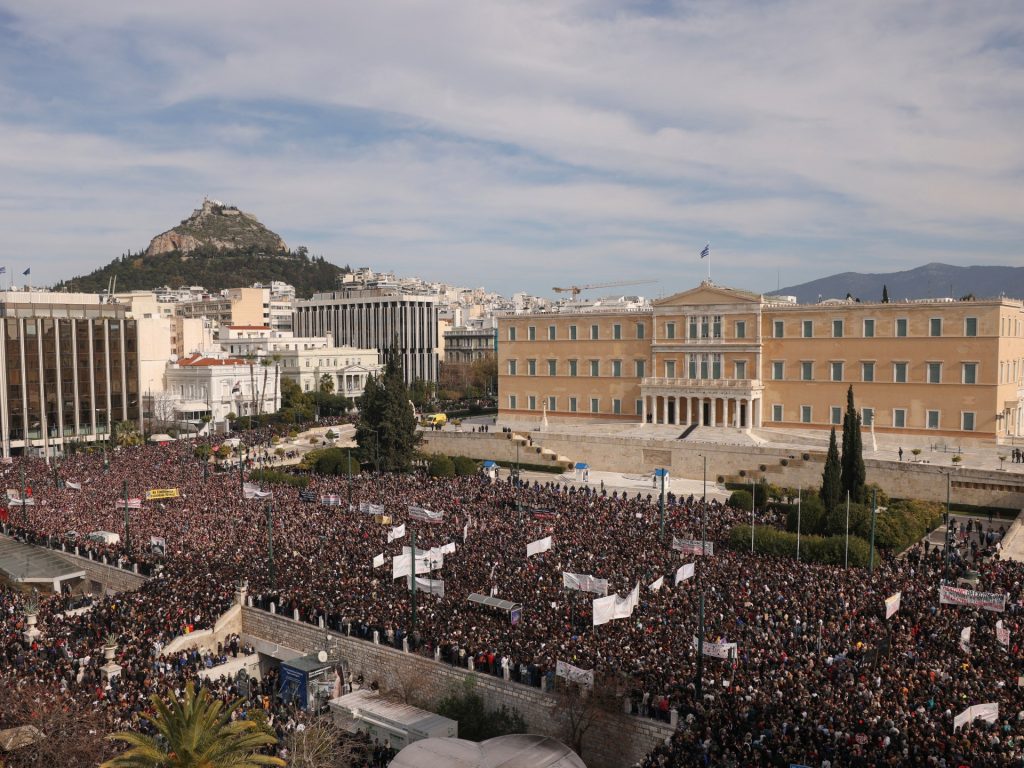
[102,682,284,768]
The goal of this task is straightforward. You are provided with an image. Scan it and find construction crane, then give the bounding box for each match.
[552,280,656,299]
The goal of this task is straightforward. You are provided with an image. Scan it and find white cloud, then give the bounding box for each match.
[0,0,1021,293]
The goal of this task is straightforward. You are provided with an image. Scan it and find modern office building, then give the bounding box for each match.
[293,287,439,385]
[0,291,143,457]
[497,282,1024,441]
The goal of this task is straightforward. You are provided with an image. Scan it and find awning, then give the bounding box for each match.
[175,402,211,412]
[482,461,497,468]
[467,593,521,612]
[574,462,589,469]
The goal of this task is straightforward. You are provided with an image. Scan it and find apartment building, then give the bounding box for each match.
[497,282,1024,440]
[0,291,143,457]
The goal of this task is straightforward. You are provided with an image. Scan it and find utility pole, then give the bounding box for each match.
[20,464,27,525]
[266,501,275,592]
[410,528,418,641]
[750,476,755,554]
[658,468,666,540]
[239,446,244,497]
[943,472,951,583]
[869,488,878,574]
[796,483,802,563]
[695,452,707,705]
[347,447,353,507]
[123,480,131,553]
[701,454,707,553]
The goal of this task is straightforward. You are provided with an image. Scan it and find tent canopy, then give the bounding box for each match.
[574,462,589,469]
[482,460,497,468]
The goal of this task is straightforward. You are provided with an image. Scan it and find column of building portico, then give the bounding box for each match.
[641,395,647,425]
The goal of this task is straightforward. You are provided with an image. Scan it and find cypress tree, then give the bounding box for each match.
[881,284,889,303]
[820,427,842,518]
[840,385,866,503]
[355,353,420,472]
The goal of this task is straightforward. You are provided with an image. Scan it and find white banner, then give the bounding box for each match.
[672,537,713,556]
[647,576,664,592]
[885,591,902,619]
[463,523,469,542]
[693,636,737,659]
[242,483,272,499]
[414,577,445,597]
[387,523,406,543]
[65,481,82,491]
[562,572,609,596]
[940,584,1006,612]
[527,535,553,558]
[391,552,437,580]
[674,563,695,586]
[6,490,35,506]
[555,660,594,688]
[372,553,385,568]
[409,505,445,524]
[997,620,1010,648]
[149,536,166,556]
[953,702,999,731]
[592,582,640,626]
[368,503,385,516]
[959,626,972,654]
[402,545,445,570]
[114,498,143,510]
[440,542,457,555]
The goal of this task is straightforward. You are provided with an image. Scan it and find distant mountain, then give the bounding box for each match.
[772,263,1024,304]
[55,200,349,298]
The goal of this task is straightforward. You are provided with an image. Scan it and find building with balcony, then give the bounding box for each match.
[163,353,281,434]
[443,324,497,365]
[0,291,143,457]
[497,281,1024,441]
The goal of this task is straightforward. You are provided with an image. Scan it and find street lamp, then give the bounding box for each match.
[266,501,275,592]
[695,453,708,704]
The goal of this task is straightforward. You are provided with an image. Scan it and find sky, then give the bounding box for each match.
[0,1,1021,299]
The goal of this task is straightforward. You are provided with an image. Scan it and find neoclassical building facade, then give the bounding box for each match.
[497,282,1024,441]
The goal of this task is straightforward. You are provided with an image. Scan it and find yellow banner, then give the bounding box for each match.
[145,488,180,501]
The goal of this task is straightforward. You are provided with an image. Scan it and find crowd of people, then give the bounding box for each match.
[0,430,1022,766]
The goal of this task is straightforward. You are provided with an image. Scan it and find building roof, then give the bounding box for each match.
[390,734,586,768]
[226,325,271,330]
[177,354,248,367]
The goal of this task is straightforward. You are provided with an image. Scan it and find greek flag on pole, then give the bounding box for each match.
[700,244,709,259]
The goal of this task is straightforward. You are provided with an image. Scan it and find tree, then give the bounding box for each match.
[841,386,866,503]
[881,284,889,303]
[281,719,369,768]
[102,682,284,768]
[435,679,526,742]
[551,673,624,761]
[820,427,842,518]
[0,682,109,768]
[319,373,335,394]
[355,354,420,472]
[112,420,143,448]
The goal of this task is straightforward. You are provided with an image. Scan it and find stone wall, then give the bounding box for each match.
[422,431,1024,509]
[53,546,149,594]
[241,607,673,768]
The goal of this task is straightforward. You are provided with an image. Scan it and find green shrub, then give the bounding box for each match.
[729,490,753,510]
[728,524,875,567]
[428,454,456,477]
[248,469,309,488]
[785,493,825,535]
[452,455,480,477]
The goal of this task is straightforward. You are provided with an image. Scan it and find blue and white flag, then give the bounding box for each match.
[700,244,710,259]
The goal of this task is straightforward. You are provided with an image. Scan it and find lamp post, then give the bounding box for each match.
[943,472,952,583]
[410,528,417,642]
[20,463,27,525]
[347,447,353,507]
[868,488,878,574]
[266,501,275,592]
[750,476,755,554]
[695,453,707,705]
[658,468,666,540]
[122,480,131,554]
[796,483,802,563]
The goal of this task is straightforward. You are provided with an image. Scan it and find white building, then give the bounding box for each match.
[163,353,281,434]
[218,326,382,398]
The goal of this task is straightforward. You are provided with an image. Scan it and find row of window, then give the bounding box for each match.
[772,316,977,339]
[507,359,647,378]
[510,322,648,342]
[508,315,986,342]
[771,360,980,384]
[508,394,637,415]
[771,404,978,431]
[506,356,982,384]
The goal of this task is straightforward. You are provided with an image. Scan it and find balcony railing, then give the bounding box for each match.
[642,377,762,390]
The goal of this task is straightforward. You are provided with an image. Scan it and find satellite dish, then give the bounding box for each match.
[317,650,328,663]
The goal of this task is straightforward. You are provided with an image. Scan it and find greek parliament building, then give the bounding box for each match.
[0,291,142,457]
[294,287,439,385]
[497,282,1024,441]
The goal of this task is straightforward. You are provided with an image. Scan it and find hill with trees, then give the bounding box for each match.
[54,199,350,298]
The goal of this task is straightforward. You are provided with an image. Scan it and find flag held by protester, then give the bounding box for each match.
[674,563,695,586]
[527,535,552,558]
[884,591,901,619]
